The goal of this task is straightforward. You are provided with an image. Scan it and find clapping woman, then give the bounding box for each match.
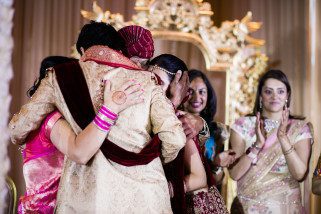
[229,70,315,213]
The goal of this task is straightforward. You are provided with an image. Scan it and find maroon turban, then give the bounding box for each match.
[118,25,154,59]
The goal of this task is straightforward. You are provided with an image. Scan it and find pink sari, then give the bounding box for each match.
[18,111,64,214]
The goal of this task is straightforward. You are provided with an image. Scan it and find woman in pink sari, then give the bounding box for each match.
[18,56,144,213]
[229,70,316,214]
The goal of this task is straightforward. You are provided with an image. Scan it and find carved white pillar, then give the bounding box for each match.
[0,0,14,211]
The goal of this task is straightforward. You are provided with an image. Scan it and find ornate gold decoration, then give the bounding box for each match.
[80,1,267,125]
[80,1,268,209]
[81,1,125,29]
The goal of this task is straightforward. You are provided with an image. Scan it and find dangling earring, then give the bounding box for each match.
[285,99,288,108]
[259,99,263,110]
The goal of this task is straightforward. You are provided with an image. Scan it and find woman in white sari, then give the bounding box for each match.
[229,70,318,214]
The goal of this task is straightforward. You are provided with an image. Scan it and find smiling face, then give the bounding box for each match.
[261,78,288,113]
[184,77,208,115]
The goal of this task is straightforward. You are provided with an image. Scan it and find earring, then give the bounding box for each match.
[285,99,288,108]
[259,99,262,110]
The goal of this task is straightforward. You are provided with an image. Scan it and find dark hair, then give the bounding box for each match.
[76,21,125,55]
[149,54,188,81]
[27,56,77,97]
[188,69,217,124]
[251,69,304,119]
[188,69,222,144]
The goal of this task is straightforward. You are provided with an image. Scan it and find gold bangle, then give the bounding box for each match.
[283,145,294,155]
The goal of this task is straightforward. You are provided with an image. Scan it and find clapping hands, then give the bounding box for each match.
[277,107,290,139]
[255,112,266,149]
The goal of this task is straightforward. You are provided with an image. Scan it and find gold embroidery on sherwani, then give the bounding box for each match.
[9,45,185,213]
[81,45,141,70]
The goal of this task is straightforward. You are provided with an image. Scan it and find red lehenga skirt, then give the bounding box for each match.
[186,186,229,214]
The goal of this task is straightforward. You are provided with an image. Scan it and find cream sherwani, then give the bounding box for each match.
[10,46,186,213]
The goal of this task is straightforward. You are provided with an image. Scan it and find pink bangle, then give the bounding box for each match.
[93,106,118,132]
[100,108,117,120]
[93,117,110,131]
[101,105,117,116]
[94,115,112,127]
[101,105,117,119]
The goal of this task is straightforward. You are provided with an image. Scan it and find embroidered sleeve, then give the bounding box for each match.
[150,85,186,163]
[231,117,247,140]
[231,117,256,148]
[295,123,313,144]
[9,70,57,145]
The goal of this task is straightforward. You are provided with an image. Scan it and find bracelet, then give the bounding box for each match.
[93,106,118,132]
[246,147,258,164]
[97,112,116,126]
[101,105,117,120]
[252,142,263,151]
[283,145,294,155]
[93,119,110,132]
[93,116,111,131]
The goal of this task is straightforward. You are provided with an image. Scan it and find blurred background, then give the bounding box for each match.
[5,0,321,212]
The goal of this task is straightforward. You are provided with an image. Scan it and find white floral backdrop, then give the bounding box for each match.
[0,0,13,211]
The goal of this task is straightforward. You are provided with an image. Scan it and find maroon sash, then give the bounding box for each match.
[54,61,160,166]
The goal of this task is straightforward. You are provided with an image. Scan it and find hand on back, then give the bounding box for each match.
[102,77,145,114]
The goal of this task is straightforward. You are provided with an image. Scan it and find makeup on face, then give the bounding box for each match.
[261,78,288,113]
[184,77,208,115]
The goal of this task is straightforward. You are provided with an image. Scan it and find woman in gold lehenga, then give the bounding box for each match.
[229,70,317,214]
